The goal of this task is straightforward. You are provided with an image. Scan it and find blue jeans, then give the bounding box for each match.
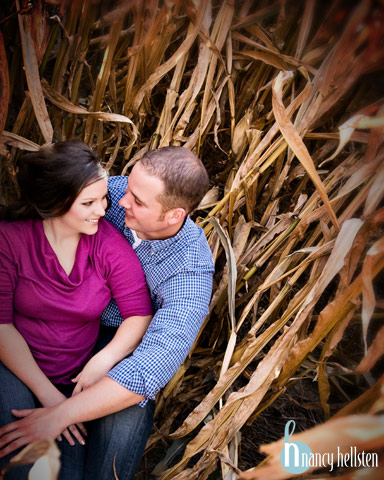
[0,362,85,480]
[84,325,155,480]
[0,326,155,480]
[84,400,155,480]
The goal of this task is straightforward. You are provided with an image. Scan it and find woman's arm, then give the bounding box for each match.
[71,314,152,394]
[0,323,68,407]
[0,323,86,445]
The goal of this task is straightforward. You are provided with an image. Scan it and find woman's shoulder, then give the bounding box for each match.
[0,218,36,238]
[96,218,125,238]
[92,219,139,270]
[93,219,133,252]
[0,219,40,255]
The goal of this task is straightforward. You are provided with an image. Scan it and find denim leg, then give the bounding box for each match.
[56,430,85,480]
[0,362,85,480]
[0,362,36,479]
[84,400,155,480]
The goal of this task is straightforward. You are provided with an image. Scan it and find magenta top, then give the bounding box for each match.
[0,218,152,385]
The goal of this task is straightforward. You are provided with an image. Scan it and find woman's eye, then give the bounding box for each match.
[82,202,93,207]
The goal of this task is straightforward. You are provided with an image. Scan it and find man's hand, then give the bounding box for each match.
[38,389,87,445]
[0,377,145,459]
[0,407,85,459]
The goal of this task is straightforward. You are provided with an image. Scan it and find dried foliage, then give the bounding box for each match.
[0,439,60,480]
[1,0,384,478]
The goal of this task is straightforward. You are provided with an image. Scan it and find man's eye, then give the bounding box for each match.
[134,198,142,206]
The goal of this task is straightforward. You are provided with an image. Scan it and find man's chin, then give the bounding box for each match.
[124,217,135,228]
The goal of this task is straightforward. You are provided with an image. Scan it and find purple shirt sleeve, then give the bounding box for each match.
[95,221,152,320]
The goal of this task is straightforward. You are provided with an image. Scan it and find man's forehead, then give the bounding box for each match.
[128,163,165,204]
[130,163,164,189]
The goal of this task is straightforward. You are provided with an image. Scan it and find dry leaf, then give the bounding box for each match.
[16,0,53,143]
[2,439,60,480]
[0,30,10,138]
[272,71,339,230]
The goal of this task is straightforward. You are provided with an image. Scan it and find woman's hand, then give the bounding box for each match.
[71,314,152,396]
[71,351,115,395]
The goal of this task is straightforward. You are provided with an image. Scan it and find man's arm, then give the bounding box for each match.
[72,314,152,394]
[0,377,144,458]
[106,271,213,403]
[0,269,213,457]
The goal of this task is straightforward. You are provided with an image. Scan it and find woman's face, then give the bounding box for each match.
[59,178,108,235]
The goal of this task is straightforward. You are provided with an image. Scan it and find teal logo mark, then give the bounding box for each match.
[280,420,312,474]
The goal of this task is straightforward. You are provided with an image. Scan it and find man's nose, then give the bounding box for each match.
[119,192,131,209]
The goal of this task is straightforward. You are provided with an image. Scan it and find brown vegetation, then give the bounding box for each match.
[1,0,383,478]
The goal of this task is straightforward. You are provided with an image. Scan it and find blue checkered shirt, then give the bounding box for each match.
[101,176,214,406]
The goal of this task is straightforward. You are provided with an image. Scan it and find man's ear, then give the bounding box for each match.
[167,207,186,225]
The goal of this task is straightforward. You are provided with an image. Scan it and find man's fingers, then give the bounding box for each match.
[0,429,18,449]
[0,420,18,441]
[10,409,34,418]
[0,430,28,458]
[0,438,28,459]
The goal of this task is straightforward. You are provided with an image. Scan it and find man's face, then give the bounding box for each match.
[118,162,171,240]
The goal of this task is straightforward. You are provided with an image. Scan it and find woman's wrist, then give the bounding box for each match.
[95,346,125,369]
[37,386,66,407]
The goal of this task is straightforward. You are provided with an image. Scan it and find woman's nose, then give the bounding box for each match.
[95,202,106,216]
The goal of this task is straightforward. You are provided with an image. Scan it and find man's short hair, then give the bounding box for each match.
[139,146,209,213]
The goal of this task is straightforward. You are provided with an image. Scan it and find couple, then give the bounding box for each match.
[0,140,214,479]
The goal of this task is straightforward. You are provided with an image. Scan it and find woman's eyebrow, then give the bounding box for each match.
[81,192,108,201]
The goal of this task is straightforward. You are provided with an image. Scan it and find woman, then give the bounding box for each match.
[0,140,152,479]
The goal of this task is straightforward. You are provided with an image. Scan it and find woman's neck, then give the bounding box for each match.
[43,217,81,244]
[43,218,81,276]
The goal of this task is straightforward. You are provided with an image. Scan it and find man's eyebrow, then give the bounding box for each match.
[127,180,146,206]
[132,191,146,206]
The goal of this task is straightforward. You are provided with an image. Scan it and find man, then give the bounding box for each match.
[0,146,214,480]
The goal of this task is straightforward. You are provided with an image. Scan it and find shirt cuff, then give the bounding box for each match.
[107,359,160,408]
